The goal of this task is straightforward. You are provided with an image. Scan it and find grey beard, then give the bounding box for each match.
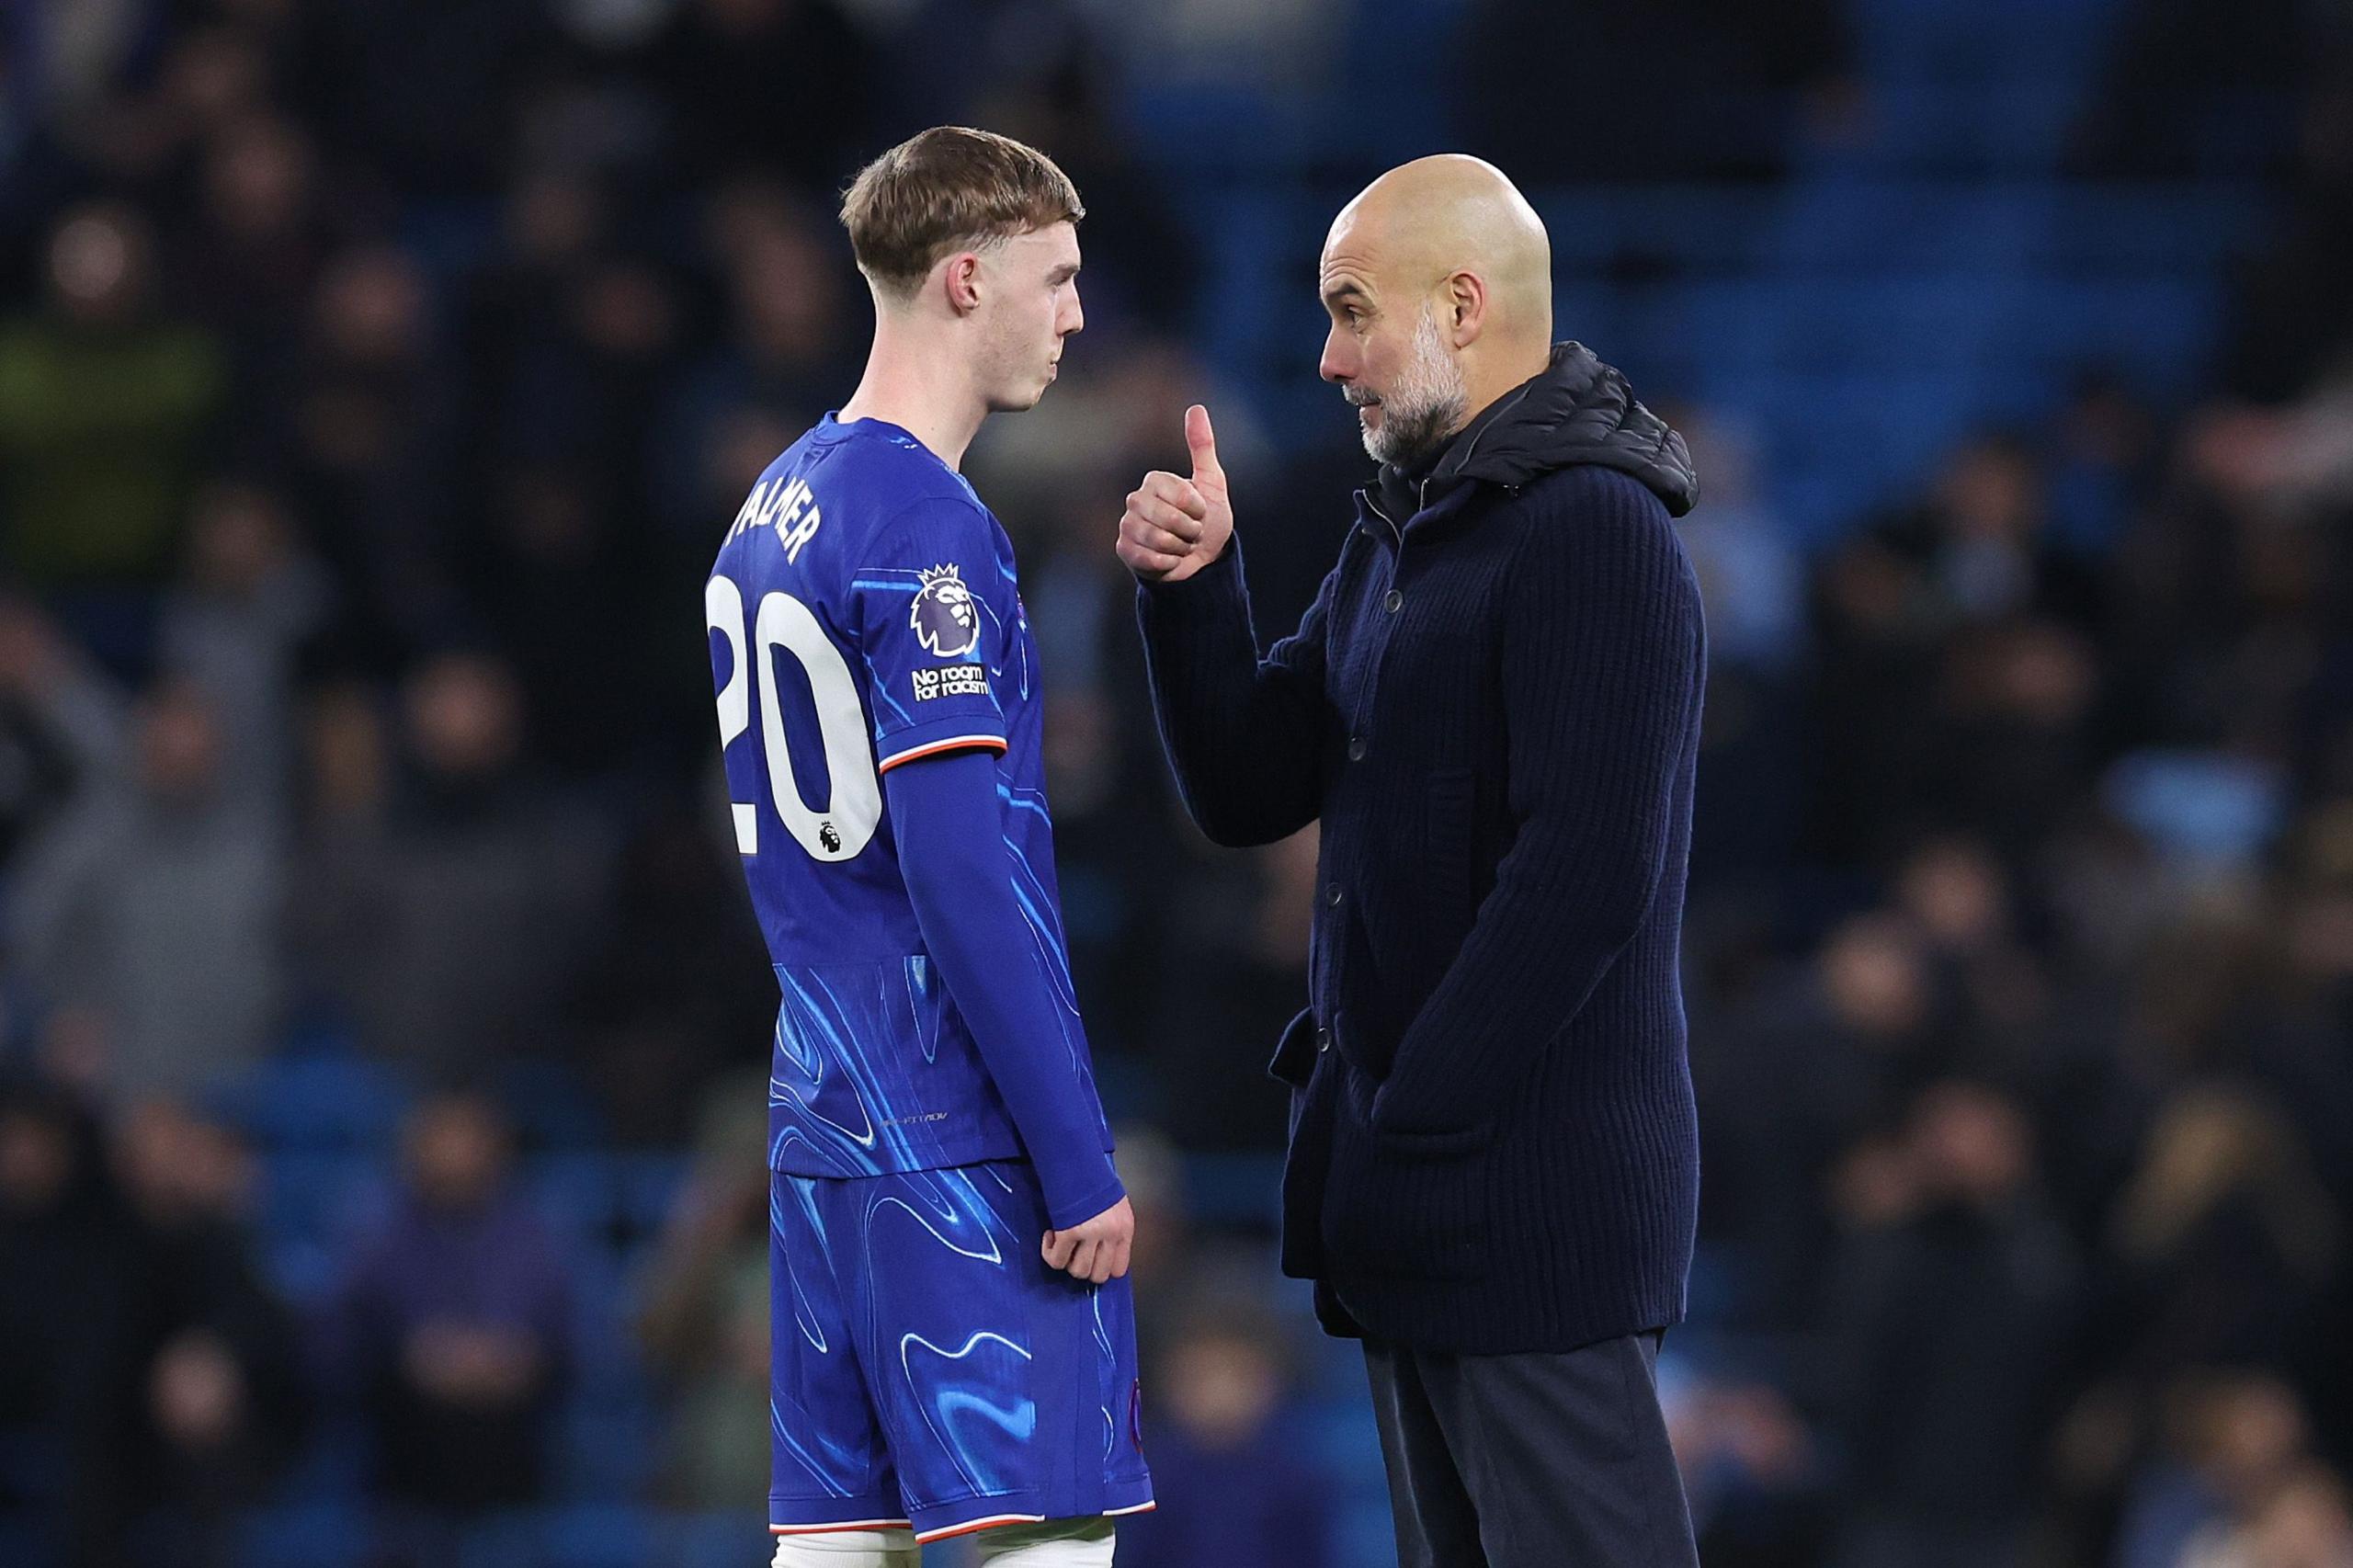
[1360,307,1470,467]
[1364,389,1469,468]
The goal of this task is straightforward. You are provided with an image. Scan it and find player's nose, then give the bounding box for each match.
[1319,324,1353,384]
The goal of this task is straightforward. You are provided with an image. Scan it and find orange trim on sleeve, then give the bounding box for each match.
[875,734,1008,774]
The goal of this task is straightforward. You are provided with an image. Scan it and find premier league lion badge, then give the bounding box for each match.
[911,564,982,659]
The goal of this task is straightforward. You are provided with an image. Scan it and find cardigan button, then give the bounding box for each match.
[1316,1027,1330,1053]
[1325,884,1344,908]
[1383,589,1404,613]
[1347,735,1367,762]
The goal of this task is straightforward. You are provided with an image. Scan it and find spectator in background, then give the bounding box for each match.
[687,196,856,432]
[1665,1371,1824,1568]
[266,244,460,661]
[647,185,839,557]
[285,680,392,1030]
[486,252,680,531]
[2045,371,2160,564]
[96,1100,305,1568]
[1893,835,2051,1047]
[1696,911,1952,1322]
[155,479,331,818]
[290,0,547,203]
[0,600,94,872]
[3,606,286,1100]
[171,113,335,383]
[457,169,611,487]
[462,462,649,779]
[2186,1463,2353,1568]
[1118,1278,1332,1568]
[298,653,613,1071]
[633,1080,768,1511]
[638,0,873,192]
[2114,1371,2331,1568]
[320,1089,573,1550]
[1812,433,2102,864]
[2218,75,2353,401]
[0,1083,135,1561]
[0,204,224,619]
[1149,825,1316,1151]
[1674,407,1808,883]
[1893,434,2084,628]
[570,802,777,1145]
[2107,1086,2342,1375]
[1827,1081,2082,1568]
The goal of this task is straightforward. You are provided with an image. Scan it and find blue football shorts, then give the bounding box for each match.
[767,1159,1154,1545]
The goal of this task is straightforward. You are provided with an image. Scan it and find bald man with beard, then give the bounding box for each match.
[1119,156,1706,1566]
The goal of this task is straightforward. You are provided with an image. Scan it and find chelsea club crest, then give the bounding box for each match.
[911,564,981,659]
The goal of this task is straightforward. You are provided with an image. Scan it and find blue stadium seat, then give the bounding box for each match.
[2006,277,2220,394]
[531,1152,622,1244]
[222,1054,411,1150]
[1615,187,1786,272]
[1183,1151,1283,1229]
[243,1501,369,1568]
[263,1149,391,1250]
[667,1513,771,1568]
[1851,0,2122,86]
[0,1520,56,1568]
[495,1059,607,1150]
[539,1504,657,1568]
[1121,81,1305,174]
[2035,187,2273,270]
[1771,182,2055,271]
[614,1153,688,1243]
[260,1148,391,1300]
[554,1404,655,1502]
[1846,81,2088,176]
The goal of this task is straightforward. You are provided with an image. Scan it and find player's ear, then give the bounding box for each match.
[942,252,983,316]
[1444,270,1486,348]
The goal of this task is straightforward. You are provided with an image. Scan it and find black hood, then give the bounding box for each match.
[1418,342,1699,517]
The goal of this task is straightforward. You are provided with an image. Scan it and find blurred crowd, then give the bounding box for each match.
[3,0,2353,1565]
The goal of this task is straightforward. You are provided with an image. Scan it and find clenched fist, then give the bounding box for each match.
[1118,403,1234,583]
[1041,1196,1134,1286]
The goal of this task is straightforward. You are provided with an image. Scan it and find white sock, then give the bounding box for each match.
[972,1517,1117,1566]
[769,1528,921,1568]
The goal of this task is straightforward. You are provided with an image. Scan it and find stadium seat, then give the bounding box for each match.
[494,1059,607,1150]
[667,1513,772,1568]
[554,1404,655,1502]
[221,1055,411,1150]
[539,1504,657,1568]
[242,1501,369,1568]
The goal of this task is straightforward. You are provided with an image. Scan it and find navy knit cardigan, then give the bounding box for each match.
[1137,344,1708,1355]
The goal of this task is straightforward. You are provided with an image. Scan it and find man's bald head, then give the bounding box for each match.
[1327,156,1552,344]
[1318,155,1554,466]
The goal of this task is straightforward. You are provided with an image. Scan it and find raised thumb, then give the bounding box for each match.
[1185,403,1222,483]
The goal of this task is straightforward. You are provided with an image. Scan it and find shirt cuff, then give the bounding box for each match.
[1136,544,1242,605]
[1037,1157,1127,1234]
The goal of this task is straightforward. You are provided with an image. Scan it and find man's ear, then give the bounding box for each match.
[1445,270,1488,348]
[942,252,983,316]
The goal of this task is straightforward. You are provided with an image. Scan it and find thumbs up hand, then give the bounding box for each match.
[1118,404,1235,584]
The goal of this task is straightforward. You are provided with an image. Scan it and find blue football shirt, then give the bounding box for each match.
[707,414,1113,1179]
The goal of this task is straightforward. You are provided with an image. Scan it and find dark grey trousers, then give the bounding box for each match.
[1365,1333,1699,1568]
